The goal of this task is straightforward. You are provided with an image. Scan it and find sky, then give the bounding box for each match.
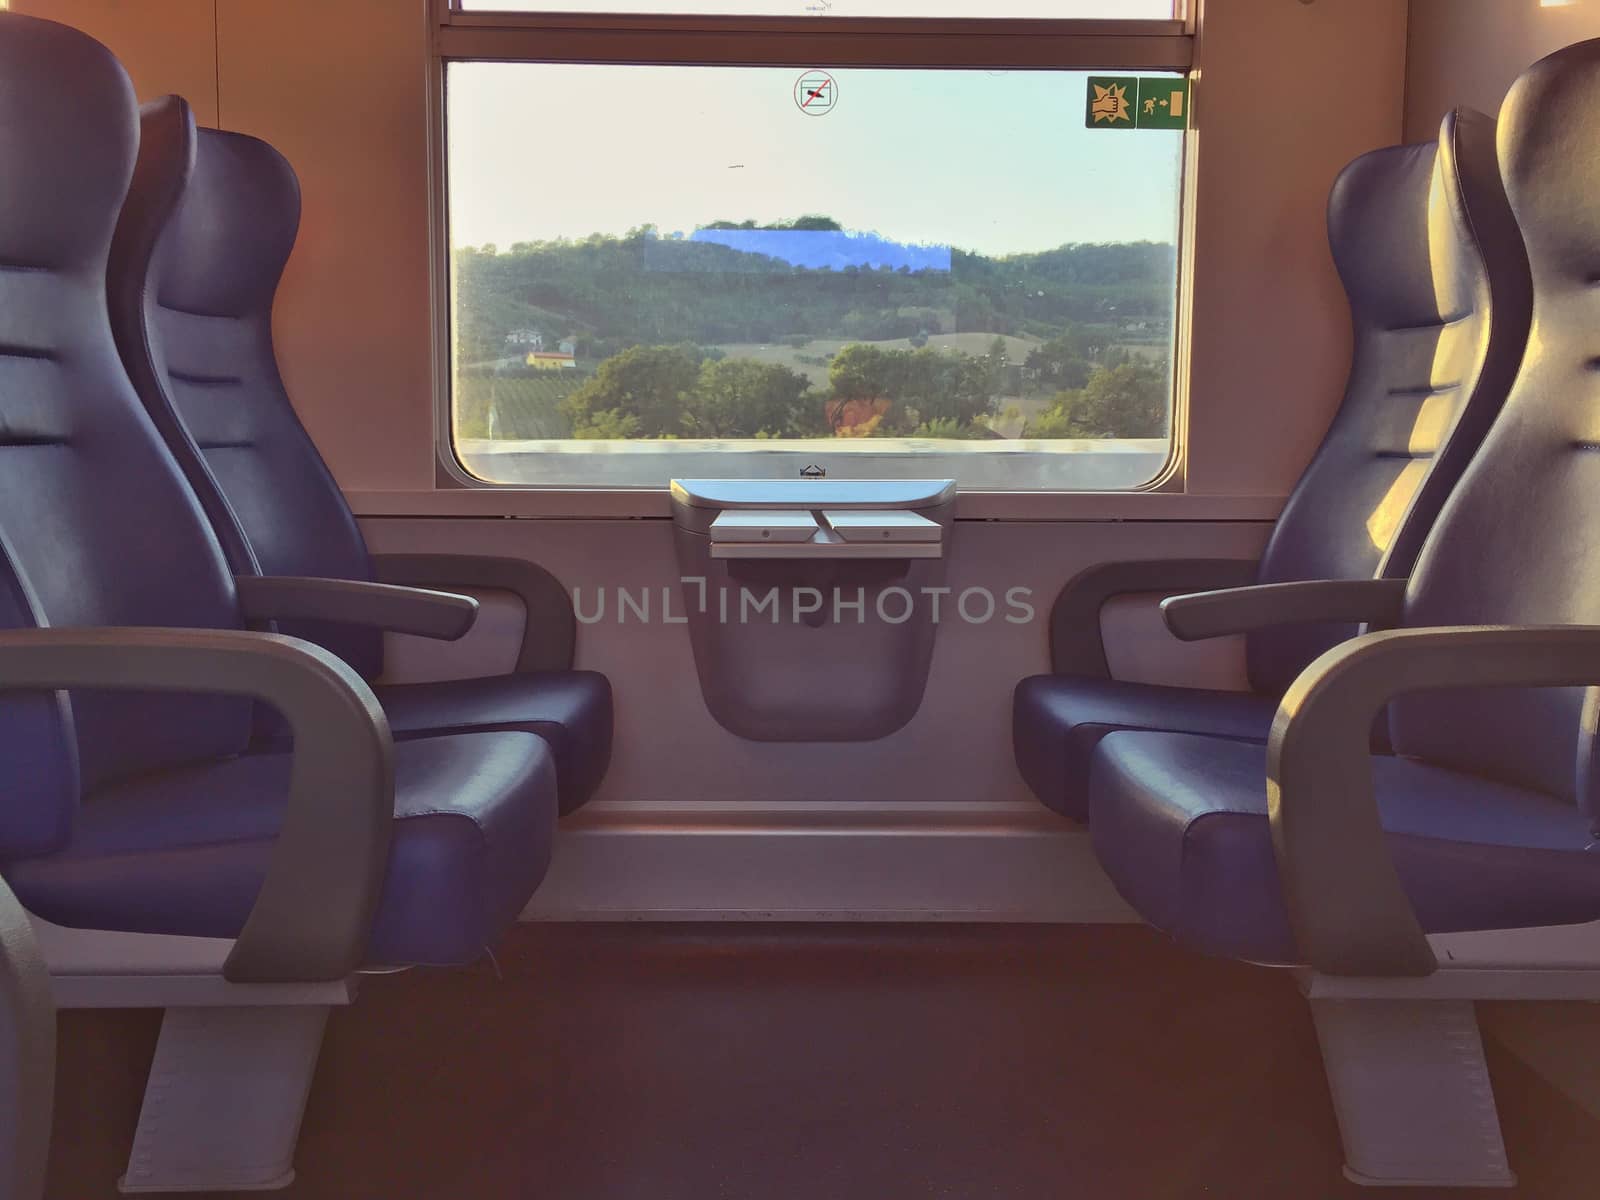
[446,61,1185,259]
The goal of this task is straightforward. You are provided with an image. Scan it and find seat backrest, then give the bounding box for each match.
[1393,39,1600,813]
[0,13,253,854]
[109,96,383,679]
[1246,108,1531,696]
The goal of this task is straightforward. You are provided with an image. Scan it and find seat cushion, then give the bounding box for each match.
[372,670,612,815]
[6,732,557,967]
[1013,676,1281,822]
[1089,731,1600,965]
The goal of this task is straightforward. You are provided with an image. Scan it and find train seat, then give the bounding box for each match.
[108,95,611,815]
[0,12,557,1189]
[1084,36,1600,1188]
[1013,106,1532,822]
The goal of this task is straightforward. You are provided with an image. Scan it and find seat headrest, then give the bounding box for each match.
[153,117,300,320]
[1327,107,1502,334]
[0,12,138,274]
[1327,139,1442,331]
[1497,36,1600,286]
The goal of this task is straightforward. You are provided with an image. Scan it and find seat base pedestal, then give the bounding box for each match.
[118,1005,329,1193]
[1310,997,1515,1189]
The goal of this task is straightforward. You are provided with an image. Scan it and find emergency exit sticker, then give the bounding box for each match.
[1086,77,1189,130]
[1136,78,1189,129]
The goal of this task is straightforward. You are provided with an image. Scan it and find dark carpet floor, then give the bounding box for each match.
[45,924,1600,1199]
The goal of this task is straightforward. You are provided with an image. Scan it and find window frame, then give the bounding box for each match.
[426,0,1198,501]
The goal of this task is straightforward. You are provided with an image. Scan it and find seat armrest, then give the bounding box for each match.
[1269,624,1600,978]
[236,575,478,641]
[0,628,394,985]
[371,554,576,673]
[0,872,52,1200]
[1161,578,1407,642]
[1049,558,1259,676]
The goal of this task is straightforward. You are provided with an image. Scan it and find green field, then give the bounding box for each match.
[454,373,585,440]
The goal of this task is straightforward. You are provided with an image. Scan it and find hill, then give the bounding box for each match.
[453,225,1175,365]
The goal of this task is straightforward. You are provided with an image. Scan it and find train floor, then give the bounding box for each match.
[46,923,1600,1199]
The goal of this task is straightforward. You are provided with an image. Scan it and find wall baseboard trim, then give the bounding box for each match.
[520,812,1137,923]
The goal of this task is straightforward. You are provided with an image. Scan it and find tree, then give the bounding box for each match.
[955,288,999,333]
[563,345,701,438]
[1075,361,1168,437]
[1023,361,1168,439]
[1022,392,1083,439]
[893,348,995,431]
[985,336,1009,395]
[684,359,814,438]
[828,343,894,403]
[571,409,642,440]
[783,215,843,231]
[825,343,999,436]
[1024,332,1094,391]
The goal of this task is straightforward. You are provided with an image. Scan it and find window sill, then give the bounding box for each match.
[346,487,1286,523]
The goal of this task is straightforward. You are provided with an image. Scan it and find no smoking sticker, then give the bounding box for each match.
[795,71,836,115]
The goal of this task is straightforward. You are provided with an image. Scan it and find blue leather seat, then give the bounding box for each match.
[0,11,554,970]
[1012,677,1279,821]
[1089,733,1600,964]
[1087,37,1600,972]
[374,672,610,813]
[9,732,552,966]
[1014,108,1531,822]
[108,96,610,815]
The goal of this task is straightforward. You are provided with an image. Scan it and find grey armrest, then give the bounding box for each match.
[0,628,393,985]
[1269,624,1600,977]
[1,873,52,1200]
[371,554,576,673]
[1049,558,1259,676]
[236,575,478,641]
[1161,578,1408,642]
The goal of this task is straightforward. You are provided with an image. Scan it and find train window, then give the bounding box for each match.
[438,11,1189,490]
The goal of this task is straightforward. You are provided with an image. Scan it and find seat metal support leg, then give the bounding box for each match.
[1310,997,1515,1189]
[118,1005,329,1193]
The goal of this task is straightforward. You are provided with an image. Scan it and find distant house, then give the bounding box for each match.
[558,336,577,356]
[527,350,576,371]
[505,328,544,350]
